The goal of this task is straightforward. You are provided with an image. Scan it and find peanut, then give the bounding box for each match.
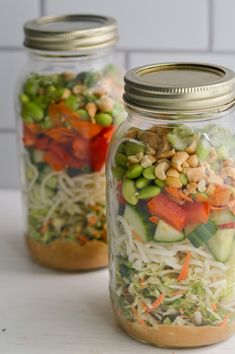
[186,182,198,194]
[141,155,156,168]
[97,96,114,112]
[171,151,189,172]
[159,149,175,159]
[187,167,206,183]
[166,168,180,178]
[187,154,198,168]
[155,161,170,180]
[85,102,97,120]
[165,176,182,188]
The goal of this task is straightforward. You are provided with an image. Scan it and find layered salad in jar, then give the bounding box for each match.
[19,65,125,270]
[108,123,235,347]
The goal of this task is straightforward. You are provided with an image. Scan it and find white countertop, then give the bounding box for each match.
[1,190,235,354]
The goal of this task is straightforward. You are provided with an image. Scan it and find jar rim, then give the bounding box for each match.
[24,14,118,51]
[124,62,235,116]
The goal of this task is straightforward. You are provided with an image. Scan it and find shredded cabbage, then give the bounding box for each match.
[112,215,235,327]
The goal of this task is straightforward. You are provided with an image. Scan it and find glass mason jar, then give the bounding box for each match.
[15,15,125,271]
[107,63,235,347]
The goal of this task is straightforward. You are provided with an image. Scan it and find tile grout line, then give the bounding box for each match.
[208,0,214,51]
[123,50,131,69]
[40,0,46,16]
[0,128,16,134]
[1,47,235,55]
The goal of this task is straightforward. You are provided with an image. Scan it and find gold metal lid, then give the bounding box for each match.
[24,14,118,51]
[124,63,235,114]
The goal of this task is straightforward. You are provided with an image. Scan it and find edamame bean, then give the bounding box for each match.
[47,85,56,94]
[19,94,29,104]
[77,109,89,120]
[22,105,34,123]
[154,178,165,188]
[138,186,161,200]
[112,166,126,180]
[143,166,156,180]
[22,102,44,121]
[122,178,138,205]
[115,153,128,167]
[64,95,79,110]
[124,142,145,156]
[24,79,39,96]
[126,164,143,179]
[179,173,188,186]
[136,177,150,189]
[95,113,112,126]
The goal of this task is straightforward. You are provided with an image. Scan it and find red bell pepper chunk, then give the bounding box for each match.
[101,125,115,142]
[183,201,210,225]
[44,150,66,171]
[90,135,108,171]
[68,157,83,169]
[23,126,36,147]
[72,136,88,160]
[49,142,71,164]
[147,194,187,231]
[35,136,50,150]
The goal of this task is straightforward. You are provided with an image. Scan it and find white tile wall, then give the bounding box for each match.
[45,0,209,50]
[213,0,235,51]
[0,0,39,47]
[1,0,235,188]
[0,133,20,188]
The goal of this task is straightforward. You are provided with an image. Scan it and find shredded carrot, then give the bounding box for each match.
[194,194,208,202]
[132,308,145,326]
[146,293,165,313]
[139,279,146,288]
[87,215,97,226]
[211,303,218,312]
[48,102,79,126]
[177,252,192,282]
[171,290,185,297]
[218,315,229,328]
[132,230,142,242]
[165,187,193,203]
[77,235,88,246]
[148,216,160,224]
[208,185,231,207]
[45,127,75,143]
[140,301,148,312]
[39,223,49,234]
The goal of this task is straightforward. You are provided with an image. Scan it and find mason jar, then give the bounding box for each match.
[15,14,125,271]
[107,63,235,347]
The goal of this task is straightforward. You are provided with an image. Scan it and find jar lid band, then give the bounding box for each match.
[24,14,118,51]
[123,63,235,115]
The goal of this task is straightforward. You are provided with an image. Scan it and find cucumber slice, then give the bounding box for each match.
[226,240,235,267]
[33,149,45,163]
[210,209,235,226]
[186,221,217,248]
[154,220,184,243]
[207,229,234,262]
[124,205,153,242]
